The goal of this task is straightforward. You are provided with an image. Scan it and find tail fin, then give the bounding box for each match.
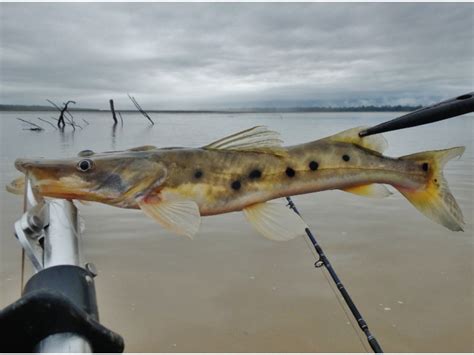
[396,147,465,232]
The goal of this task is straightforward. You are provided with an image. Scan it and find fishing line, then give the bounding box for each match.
[322,267,370,352]
[20,175,28,294]
[19,176,48,294]
[287,196,382,353]
[20,250,25,295]
[298,223,369,352]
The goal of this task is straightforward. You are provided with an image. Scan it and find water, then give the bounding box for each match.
[1,111,473,352]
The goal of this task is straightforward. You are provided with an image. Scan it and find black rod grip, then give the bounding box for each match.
[359,92,474,137]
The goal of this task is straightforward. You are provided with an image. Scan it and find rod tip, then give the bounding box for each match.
[358,129,368,137]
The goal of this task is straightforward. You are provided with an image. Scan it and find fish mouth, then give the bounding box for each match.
[14,158,57,174]
[15,158,69,176]
[6,176,26,195]
[15,158,34,174]
[13,157,103,201]
[14,158,79,195]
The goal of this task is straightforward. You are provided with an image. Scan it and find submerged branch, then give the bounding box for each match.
[37,117,58,129]
[109,99,118,124]
[16,117,44,131]
[46,99,77,128]
[127,94,154,125]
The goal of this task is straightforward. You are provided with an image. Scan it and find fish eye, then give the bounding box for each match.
[77,159,94,172]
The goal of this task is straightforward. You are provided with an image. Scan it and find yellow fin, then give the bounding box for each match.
[137,197,201,239]
[323,126,388,153]
[342,184,392,198]
[243,200,308,241]
[203,126,287,157]
[397,147,465,231]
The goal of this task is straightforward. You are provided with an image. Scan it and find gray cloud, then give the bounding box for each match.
[0,3,472,109]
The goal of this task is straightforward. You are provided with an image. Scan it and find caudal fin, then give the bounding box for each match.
[396,147,465,231]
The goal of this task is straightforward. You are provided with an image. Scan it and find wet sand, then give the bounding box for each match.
[1,112,473,352]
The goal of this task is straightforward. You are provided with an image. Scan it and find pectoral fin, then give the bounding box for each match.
[342,184,392,198]
[243,201,308,241]
[138,197,201,239]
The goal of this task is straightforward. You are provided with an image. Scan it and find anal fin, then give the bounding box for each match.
[243,201,308,241]
[342,184,392,198]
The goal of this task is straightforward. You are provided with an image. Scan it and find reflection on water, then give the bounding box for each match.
[111,123,118,150]
[0,111,473,352]
[59,126,76,149]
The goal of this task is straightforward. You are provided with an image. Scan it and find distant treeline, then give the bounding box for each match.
[0,104,99,112]
[0,104,422,113]
[223,105,422,113]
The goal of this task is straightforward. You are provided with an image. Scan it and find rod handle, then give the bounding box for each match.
[359,92,474,137]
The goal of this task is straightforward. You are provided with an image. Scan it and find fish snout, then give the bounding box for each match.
[14,158,60,176]
[15,158,36,173]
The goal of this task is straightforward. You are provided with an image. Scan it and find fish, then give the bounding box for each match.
[9,126,465,240]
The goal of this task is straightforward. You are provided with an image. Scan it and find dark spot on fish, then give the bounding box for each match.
[194,170,203,179]
[342,155,350,162]
[286,167,295,177]
[422,163,429,171]
[231,180,241,190]
[434,178,438,182]
[309,161,319,171]
[249,169,262,179]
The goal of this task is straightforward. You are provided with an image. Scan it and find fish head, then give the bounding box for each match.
[14,150,167,205]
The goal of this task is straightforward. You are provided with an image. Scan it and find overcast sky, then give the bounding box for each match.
[1,3,472,109]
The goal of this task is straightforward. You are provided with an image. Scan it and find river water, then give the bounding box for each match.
[0,111,472,352]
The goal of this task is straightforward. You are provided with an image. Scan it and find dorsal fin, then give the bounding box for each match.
[203,126,287,156]
[322,126,388,154]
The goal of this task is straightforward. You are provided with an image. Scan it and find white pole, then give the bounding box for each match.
[34,197,92,353]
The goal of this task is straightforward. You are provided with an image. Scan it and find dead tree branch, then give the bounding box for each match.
[109,99,118,124]
[46,99,78,129]
[127,94,154,125]
[37,117,57,130]
[17,118,44,131]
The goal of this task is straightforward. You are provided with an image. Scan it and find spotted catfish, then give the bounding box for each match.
[9,126,465,239]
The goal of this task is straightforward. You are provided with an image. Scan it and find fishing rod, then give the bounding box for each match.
[286,197,383,353]
[359,91,474,137]
[286,92,474,353]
